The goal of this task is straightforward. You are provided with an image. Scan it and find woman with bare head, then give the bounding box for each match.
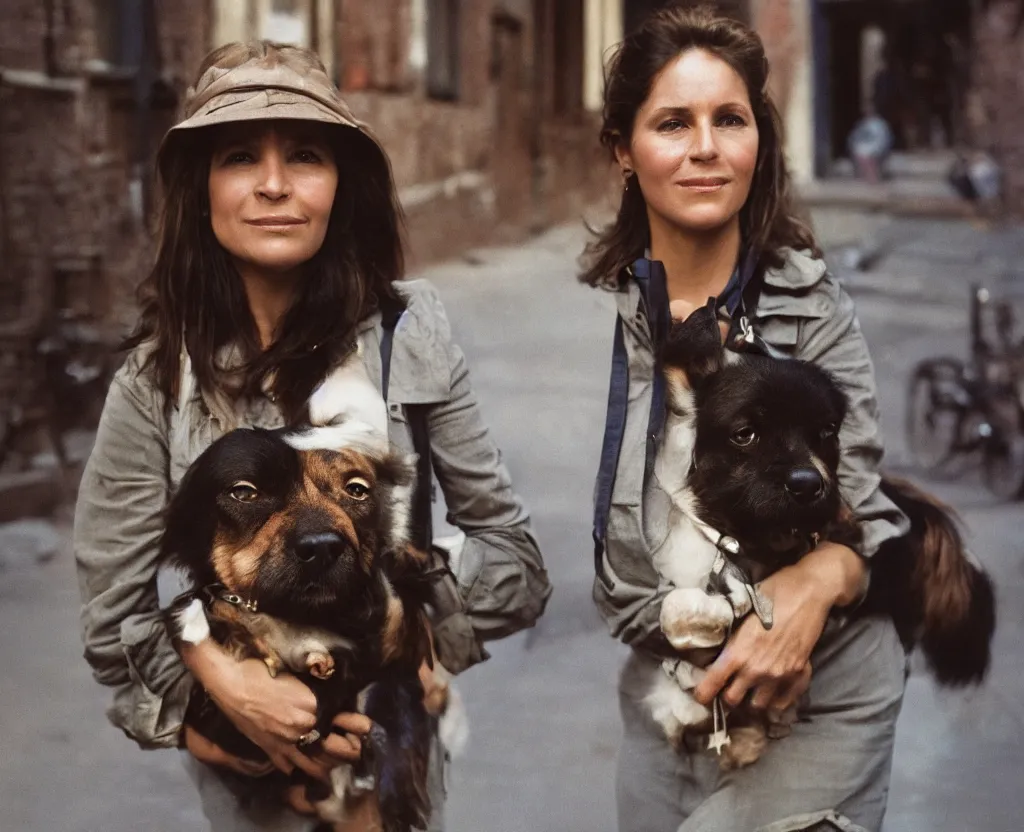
[75,40,551,830]
[585,6,908,830]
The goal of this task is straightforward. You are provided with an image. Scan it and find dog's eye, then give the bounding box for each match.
[229,481,259,503]
[820,423,839,441]
[730,426,757,447]
[344,477,371,500]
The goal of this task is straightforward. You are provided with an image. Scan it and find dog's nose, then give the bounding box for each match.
[295,532,345,563]
[785,468,824,503]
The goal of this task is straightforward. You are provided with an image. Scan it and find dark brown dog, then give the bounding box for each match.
[162,427,438,832]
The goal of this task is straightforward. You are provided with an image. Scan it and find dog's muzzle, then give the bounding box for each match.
[295,531,347,564]
[784,468,824,504]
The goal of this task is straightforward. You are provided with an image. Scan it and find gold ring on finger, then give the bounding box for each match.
[296,729,321,748]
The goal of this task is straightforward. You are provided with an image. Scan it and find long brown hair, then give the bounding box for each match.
[123,42,405,423]
[579,3,818,288]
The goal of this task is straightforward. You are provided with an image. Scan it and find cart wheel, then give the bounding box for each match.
[981,396,1024,500]
[906,358,971,473]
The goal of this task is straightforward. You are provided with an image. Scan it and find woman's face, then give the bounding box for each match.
[208,120,338,277]
[618,48,759,238]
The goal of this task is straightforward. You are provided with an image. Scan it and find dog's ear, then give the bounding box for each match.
[375,452,418,547]
[160,466,216,580]
[661,298,724,389]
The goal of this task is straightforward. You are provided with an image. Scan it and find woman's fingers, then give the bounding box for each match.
[767,662,813,713]
[287,745,333,782]
[693,643,744,705]
[320,732,362,763]
[331,712,373,736]
[184,726,274,777]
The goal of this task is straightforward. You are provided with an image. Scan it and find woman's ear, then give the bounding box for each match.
[613,140,634,177]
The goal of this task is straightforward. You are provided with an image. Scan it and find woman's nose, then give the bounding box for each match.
[255,153,290,200]
[690,121,719,161]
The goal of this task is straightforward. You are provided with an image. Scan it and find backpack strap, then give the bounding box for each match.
[380,309,434,553]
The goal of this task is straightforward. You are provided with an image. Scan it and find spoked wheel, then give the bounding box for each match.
[981,395,1024,500]
[906,358,972,474]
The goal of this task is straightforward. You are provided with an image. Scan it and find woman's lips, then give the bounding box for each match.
[245,216,306,227]
[678,177,730,193]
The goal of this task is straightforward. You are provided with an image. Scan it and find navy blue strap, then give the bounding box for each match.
[592,315,630,572]
[591,251,762,575]
[380,324,395,401]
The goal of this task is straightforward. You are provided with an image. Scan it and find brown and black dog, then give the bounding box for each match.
[162,427,441,832]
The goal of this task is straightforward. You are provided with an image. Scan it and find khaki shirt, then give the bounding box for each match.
[74,279,552,749]
[594,248,909,646]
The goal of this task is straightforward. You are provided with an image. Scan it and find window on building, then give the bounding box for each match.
[534,0,583,118]
[92,0,136,69]
[426,0,460,101]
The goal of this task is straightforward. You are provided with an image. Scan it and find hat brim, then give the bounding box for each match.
[157,88,381,181]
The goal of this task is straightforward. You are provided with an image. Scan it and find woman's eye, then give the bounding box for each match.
[719,113,746,127]
[223,151,254,165]
[344,477,371,500]
[292,149,323,163]
[658,119,684,132]
[730,426,757,447]
[229,481,259,502]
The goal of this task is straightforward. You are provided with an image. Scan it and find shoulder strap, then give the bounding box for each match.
[592,314,630,573]
[380,310,434,551]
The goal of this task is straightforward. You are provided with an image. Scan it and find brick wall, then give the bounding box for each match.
[0,0,210,412]
[971,1,1024,215]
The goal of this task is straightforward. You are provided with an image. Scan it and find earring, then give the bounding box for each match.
[622,168,634,190]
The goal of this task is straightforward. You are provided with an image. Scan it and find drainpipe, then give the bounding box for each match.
[43,0,58,76]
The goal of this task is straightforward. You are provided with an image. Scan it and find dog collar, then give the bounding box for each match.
[200,583,259,614]
[683,514,774,631]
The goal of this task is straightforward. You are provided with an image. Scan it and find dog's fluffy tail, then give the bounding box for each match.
[868,477,996,686]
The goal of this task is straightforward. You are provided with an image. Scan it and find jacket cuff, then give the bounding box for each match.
[108,612,195,749]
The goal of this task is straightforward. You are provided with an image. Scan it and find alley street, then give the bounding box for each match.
[1,216,1022,831]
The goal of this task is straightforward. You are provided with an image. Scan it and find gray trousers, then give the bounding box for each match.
[616,614,908,832]
[182,735,448,831]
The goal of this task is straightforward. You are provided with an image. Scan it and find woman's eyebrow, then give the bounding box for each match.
[647,105,694,120]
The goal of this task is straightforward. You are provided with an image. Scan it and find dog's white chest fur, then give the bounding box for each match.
[651,398,720,588]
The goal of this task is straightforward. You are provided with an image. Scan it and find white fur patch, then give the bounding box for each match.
[288,351,390,455]
[641,666,712,748]
[176,598,211,645]
[388,466,415,545]
[660,586,735,649]
[308,353,388,434]
[284,420,388,456]
[438,683,470,758]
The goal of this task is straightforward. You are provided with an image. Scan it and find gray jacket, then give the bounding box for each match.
[74,279,552,750]
[594,248,909,647]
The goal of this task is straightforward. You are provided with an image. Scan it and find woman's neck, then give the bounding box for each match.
[236,264,301,350]
[649,215,742,311]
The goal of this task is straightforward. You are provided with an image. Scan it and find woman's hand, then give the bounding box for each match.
[180,641,369,780]
[693,542,867,712]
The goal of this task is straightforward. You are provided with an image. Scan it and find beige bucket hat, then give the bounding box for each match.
[158,42,382,179]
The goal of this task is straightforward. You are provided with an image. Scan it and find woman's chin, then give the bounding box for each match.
[235,248,320,276]
[670,208,741,235]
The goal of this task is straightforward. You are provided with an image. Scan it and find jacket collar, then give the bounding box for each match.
[615,246,830,332]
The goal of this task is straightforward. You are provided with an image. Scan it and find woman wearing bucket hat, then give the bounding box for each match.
[73,41,551,830]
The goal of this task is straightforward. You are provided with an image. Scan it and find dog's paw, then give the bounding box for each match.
[718,725,768,771]
[661,587,735,649]
[305,650,335,680]
[765,704,798,739]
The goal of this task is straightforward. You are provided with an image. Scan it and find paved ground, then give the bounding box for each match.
[1,213,1022,831]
